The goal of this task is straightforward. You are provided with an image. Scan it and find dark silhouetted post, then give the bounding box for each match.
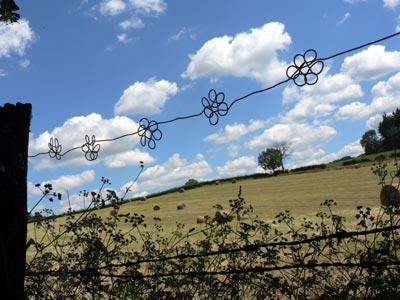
[0,103,31,299]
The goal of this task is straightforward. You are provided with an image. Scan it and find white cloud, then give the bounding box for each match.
[336,71,400,120]
[247,123,337,152]
[337,12,351,25]
[318,140,363,164]
[0,69,7,77]
[182,22,291,86]
[366,114,383,129]
[19,58,30,69]
[104,149,154,168]
[282,69,363,122]
[0,19,35,58]
[216,156,258,177]
[227,144,239,157]
[117,33,132,44]
[341,45,400,81]
[99,0,126,16]
[205,119,266,144]
[120,15,145,29]
[28,170,96,198]
[168,27,195,42]
[29,113,154,170]
[384,0,400,8]
[137,153,213,192]
[130,0,166,15]
[114,78,178,115]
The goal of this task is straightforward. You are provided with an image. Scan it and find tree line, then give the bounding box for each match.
[361,108,400,155]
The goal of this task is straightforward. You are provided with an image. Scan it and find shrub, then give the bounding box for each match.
[25,161,400,299]
[342,158,370,166]
[153,205,160,211]
[291,164,327,172]
[185,178,199,187]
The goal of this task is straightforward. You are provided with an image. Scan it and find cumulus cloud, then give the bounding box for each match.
[246,123,337,162]
[28,170,96,199]
[341,45,400,81]
[137,153,213,192]
[205,119,266,144]
[114,78,178,115]
[216,156,259,177]
[384,0,400,8]
[282,69,363,122]
[29,113,154,170]
[104,149,154,168]
[318,140,363,164]
[336,71,400,120]
[0,19,35,58]
[182,22,291,86]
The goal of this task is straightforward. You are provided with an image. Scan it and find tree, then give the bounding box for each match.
[185,178,199,187]
[273,142,290,171]
[360,129,380,154]
[258,147,285,173]
[0,0,20,23]
[378,108,400,151]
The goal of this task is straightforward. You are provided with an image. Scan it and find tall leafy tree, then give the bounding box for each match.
[258,147,285,173]
[360,129,380,155]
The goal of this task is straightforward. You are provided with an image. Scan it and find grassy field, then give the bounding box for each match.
[28,163,384,234]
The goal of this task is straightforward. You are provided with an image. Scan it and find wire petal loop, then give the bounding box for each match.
[48,137,62,160]
[137,118,162,150]
[81,135,100,161]
[286,49,324,87]
[202,89,228,126]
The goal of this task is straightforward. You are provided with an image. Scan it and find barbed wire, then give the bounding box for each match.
[25,259,400,279]
[73,223,400,270]
[27,30,400,161]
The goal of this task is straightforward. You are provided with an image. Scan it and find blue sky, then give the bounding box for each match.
[2,0,400,212]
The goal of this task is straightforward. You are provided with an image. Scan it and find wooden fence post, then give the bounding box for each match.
[0,103,32,299]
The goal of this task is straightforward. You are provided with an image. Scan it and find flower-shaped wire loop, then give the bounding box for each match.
[81,135,100,161]
[137,118,162,150]
[286,49,324,87]
[48,137,62,160]
[202,89,229,126]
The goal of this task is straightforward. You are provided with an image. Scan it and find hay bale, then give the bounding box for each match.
[380,185,400,207]
[196,216,205,224]
[354,164,360,169]
[215,180,220,185]
[140,196,147,201]
[153,205,160,211]
[177,202,186,210]
[153,216,161,222]
[231,179,237,183]
[179,188,185,193]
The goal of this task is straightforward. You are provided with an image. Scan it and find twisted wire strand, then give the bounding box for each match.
[84,224,400,269]
[25,260,400,279]
[27,30,400,161]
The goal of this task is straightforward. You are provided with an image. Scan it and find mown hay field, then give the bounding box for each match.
[28,164,382,237]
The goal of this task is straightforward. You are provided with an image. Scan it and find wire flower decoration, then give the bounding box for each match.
[48,137,62,160]
[286,49,324,87]
[137,118,163,150]
[202,89,229,126]
[81,135,100,161]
